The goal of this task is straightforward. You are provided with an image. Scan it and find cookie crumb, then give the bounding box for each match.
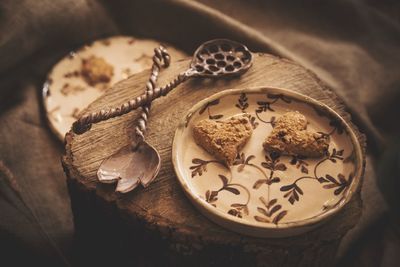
[81,56,114,86]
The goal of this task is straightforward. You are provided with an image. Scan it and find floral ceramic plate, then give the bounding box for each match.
[172,87,363,237]
[42,36,185,140]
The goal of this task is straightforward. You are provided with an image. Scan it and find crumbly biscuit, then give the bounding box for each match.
[263,111,329,157]
[81,56,114,86]
[193,115,253,165]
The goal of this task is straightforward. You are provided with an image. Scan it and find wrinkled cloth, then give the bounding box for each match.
[0,0,399,266]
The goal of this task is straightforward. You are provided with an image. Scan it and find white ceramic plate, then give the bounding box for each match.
[172,87,363,237]
[43,36,186,140]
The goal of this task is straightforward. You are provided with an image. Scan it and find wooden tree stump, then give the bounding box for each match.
[62,53,365,267]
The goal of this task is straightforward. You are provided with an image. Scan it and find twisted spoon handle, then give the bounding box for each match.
[72,68,190,135]
[133,46,170,146]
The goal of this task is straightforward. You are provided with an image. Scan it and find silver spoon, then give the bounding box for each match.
[96,46,170,193]
[73,39,253,193]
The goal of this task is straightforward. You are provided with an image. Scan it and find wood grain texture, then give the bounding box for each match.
[63,53,366,266]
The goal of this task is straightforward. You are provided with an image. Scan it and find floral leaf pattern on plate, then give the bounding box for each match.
[235,93,259,129]
[199,99,224,120]
[254,197,288,224]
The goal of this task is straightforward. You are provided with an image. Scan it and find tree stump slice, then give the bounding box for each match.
[62,53,365,267]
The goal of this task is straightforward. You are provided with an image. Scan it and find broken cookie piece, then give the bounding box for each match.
[192,115,253,165]
[81,56,114,86]
[263,111,329,157]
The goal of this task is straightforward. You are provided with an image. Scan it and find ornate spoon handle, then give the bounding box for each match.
[133,46,170,147]
[72,69,190,134]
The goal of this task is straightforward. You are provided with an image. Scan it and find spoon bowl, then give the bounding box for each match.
[97,143,161,193]
[190,39,253,77]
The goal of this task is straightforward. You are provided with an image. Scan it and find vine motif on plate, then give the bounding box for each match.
[199,99,224,120]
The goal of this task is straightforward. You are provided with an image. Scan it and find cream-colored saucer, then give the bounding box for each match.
[172,87,363,237]
[43,36,186,140]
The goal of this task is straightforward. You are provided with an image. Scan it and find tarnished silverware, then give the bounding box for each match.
[97,46,169,193]
[73,39,253,193]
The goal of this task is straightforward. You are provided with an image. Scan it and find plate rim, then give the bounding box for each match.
[172,86,364,237]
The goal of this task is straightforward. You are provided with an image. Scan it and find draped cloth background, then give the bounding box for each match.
[0,0,399,266]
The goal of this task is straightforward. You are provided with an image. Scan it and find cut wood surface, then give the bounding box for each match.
[63,53,366,266]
